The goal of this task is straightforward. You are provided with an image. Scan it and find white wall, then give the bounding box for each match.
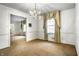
[61,8,75,45]
[14,22,22,33]
[26,16,38,41]
[37,16,44,40]
[76,3,79,55]
[10,24,15,33]
[0,5,10,49]
[0,4,27,49]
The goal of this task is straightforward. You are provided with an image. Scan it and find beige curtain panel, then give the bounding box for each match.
[43,14,48,40]
[54,10,61,43]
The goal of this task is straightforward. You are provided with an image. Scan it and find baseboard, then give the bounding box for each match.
[36,39,75,46]
[60,41,75,46]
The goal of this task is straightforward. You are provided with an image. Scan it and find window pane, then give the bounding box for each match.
[47,18,55,33]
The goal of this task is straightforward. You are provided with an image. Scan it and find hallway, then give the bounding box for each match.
[0,39,77,56]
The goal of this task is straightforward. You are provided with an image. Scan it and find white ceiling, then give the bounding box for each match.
[0,3,75,14]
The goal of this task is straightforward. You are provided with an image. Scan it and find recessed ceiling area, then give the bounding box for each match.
[0,3,75,14]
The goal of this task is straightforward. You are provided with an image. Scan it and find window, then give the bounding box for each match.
[47,18,55,33]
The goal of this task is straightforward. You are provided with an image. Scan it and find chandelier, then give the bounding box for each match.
[29,3,41,17]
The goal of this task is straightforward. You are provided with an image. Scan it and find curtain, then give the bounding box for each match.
[43,14,48,40]
[42,10,61,43]
[53,10,61,43]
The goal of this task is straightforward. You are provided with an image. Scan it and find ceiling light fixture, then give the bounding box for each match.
[29,3,41,18]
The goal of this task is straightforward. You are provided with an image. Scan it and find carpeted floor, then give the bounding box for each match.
[0,39,77,56]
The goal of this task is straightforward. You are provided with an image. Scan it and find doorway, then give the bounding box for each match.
[10,14,26,42]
